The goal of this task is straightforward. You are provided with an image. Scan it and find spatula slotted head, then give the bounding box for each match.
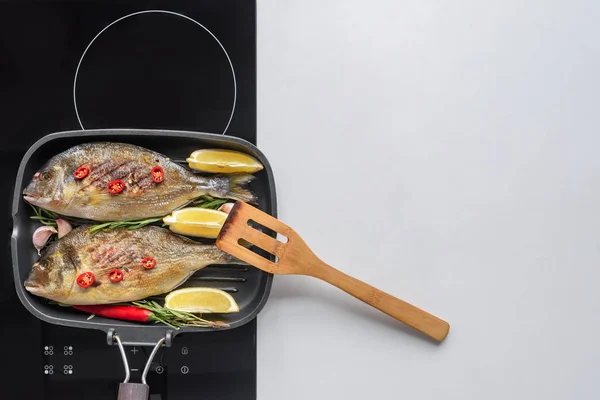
[216,201,296,274]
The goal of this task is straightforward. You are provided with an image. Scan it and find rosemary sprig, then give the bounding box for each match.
[132,300,229,329]
[30,205,59,227]
[88,217,164,234]
[29,194,229,235]
[29,205,89,227]
[190,195,228,210]
[30,205,162,234]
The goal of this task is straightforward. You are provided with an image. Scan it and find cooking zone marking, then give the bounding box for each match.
[72,9,237,135]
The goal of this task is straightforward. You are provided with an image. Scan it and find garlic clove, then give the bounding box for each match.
[56,218,73,238]
[33,226,58,255]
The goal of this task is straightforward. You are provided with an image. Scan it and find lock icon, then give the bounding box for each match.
[181,346,188,355]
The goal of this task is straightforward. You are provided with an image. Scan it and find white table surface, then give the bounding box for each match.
[255,1,600,399]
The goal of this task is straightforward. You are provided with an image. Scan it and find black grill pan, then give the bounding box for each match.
[11,129,276,348]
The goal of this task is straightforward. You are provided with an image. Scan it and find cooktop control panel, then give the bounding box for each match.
[39,322,256,399]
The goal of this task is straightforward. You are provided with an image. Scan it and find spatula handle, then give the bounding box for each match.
[313,264,450,341]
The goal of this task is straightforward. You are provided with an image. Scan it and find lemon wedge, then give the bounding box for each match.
[165,287,240,313]
[163,208,228,239]
[187,149,264,173]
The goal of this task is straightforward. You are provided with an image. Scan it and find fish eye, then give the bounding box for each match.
[40,171,52,181]
[39,259,50,269]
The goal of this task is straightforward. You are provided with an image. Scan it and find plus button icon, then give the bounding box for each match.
[130,347,138,355]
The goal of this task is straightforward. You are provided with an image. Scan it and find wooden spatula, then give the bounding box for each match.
[216,201,450,342]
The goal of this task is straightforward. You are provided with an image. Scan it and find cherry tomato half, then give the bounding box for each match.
[76,272,95,288]
[142,257,156,269]
[108,269,123,283]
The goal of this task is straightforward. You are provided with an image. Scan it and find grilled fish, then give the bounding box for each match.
[24,225,237,305]
[23,142,256,221]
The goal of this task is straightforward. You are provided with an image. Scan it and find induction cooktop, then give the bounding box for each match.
[0,2,257,399]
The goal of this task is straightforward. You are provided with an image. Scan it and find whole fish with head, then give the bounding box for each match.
[23,142,256,221]
[24,225,239,305]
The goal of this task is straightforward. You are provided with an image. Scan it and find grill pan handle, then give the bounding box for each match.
[107,327,174,347]
[118,383,149,400]
[113,334,166,400]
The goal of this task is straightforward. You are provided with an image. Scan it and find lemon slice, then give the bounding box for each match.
[163,208,228,239]
[187,149,264,173]
[165,287,240,313]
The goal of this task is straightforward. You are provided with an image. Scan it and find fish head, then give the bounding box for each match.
[24,248,77,302]
[23,157,77,211]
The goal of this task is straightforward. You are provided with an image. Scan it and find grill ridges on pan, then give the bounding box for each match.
[147,266,247,304]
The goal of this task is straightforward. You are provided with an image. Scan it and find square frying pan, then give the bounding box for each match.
[11,129,276,348]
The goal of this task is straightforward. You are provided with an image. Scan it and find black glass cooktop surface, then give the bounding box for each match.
[0,1,257,399]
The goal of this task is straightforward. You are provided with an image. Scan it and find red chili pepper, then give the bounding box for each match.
[72,305,152,322]
[142,257,156,269]
[73,166,90,179]
[107,179,125,194]
[108,269,123,283]
[76,272,95,288]
[151,166,164,183]
[71,304,228,328]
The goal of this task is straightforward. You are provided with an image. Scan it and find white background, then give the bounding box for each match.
[256,1,600,399]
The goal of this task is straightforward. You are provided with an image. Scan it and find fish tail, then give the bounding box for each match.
[208,174,258,203]
[219,248,249,265]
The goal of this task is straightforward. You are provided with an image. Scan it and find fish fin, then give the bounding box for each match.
[212,174,258,203]
[225,174,257,203]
